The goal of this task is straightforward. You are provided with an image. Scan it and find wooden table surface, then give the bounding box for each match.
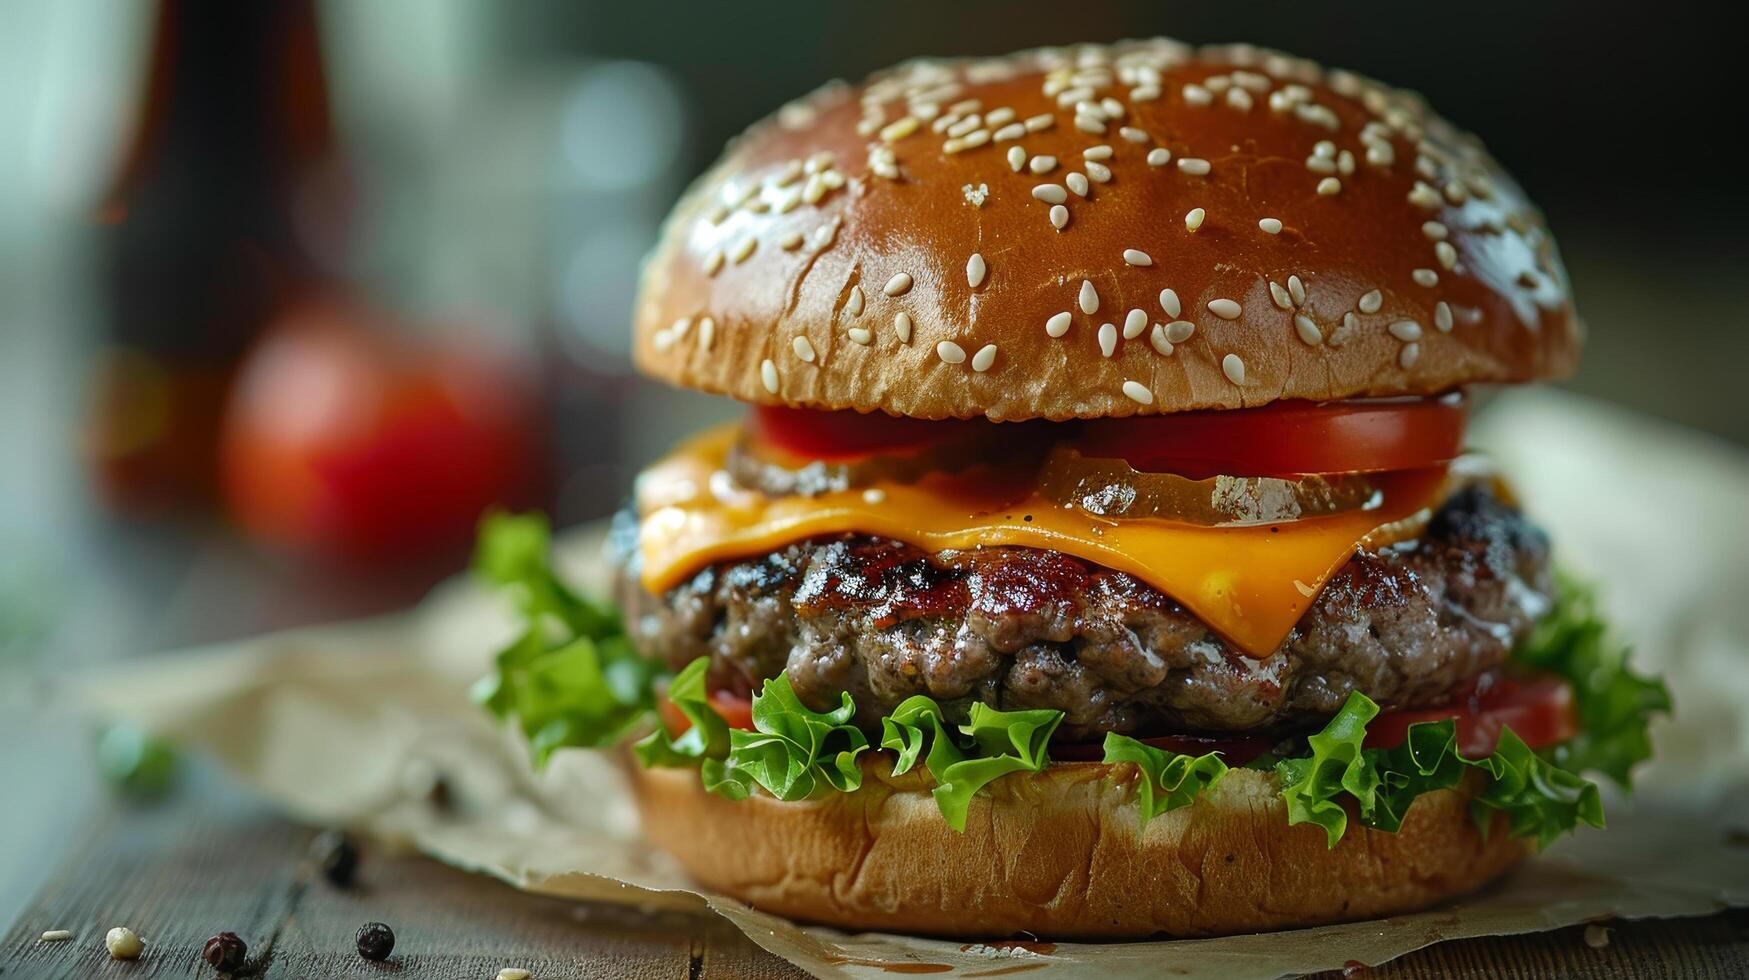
[4,778,1747,980]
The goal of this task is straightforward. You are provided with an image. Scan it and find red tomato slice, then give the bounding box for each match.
[750,405,998,461]
[1071,393,1468,479]
[657,689,754,735]
[1363,674,1578,757]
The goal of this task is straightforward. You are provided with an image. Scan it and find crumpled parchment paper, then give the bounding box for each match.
[83,389,1749,979]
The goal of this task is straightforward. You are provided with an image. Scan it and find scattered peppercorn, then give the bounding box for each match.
[105,926,144,960]
[355,922,395,961]
[310,830,359,887]
[202,931,247,971]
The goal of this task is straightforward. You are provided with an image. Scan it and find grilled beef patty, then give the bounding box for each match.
[611,486,1552,741]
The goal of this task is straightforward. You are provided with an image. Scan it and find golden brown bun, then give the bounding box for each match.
[630,758,1527,938]
[634,40,1578,420]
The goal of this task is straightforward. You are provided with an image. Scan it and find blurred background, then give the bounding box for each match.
[0,0,1744,920]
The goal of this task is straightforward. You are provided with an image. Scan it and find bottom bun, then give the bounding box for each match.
[630,757,1528,938]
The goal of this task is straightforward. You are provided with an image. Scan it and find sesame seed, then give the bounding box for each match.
[1049,204,1070,229]
[993,122,1026,141]
[1124,308,1148,339]
[40,930,73,942]
[1269,281,1293,310]
[1389,320,1423,341]
[1222,353,1247,385]
[1436,241,1458,269]
[1423,221,1449,240]
[1288,275,1306,307]
[1185,207,1206,232]
[1100,96,1124,119]
[1306,155,1337,175]
[1399,342,1421,368]
[848,326,872,345]
[1338,150,1355,175]
[967,253,987,288]
[1123,248,1152,267]
[1159,288,1182,318]
[1085,161,1112,183]
[1412,268,1439,287]
[986,107,1015,127]
[1066,172,1090,197]
[703,250,725,276]
[883,273,913,297]
[862,487,887,504]
[1098,322,1117,357]
[1366,142,1395,167]
[1358,289,1383,313]
[1165,320,1196,343]
[1408,182,1442,209]
[1182,84,1213,106]
[1148,323,1174,356]
[936,340,967,364]
[1146,148,1172,167]
[878,117,920,142]
[779,232,804,251]
[1208,298,1243,320]
[1259,217,1283,234]
[1079,279,1100,314]
[699,317,715,350]
[730,238,757,264]
[670,316,692,339]
[845,285,865,317]
[1082,145,1114,161]
[895,311,913,343]
[1119,126,1149,143]
[1435,301,1454,332]
[1075,115,1106,134]
[761,359,779,393]
[1122,380,1154,405]
[1226,88,1254,111]
[971,343,998,372]
[1029,155,1058,174]
[792,335,817,362]
[1177,158,1211,176]
[1007,146,1027,172]
[651,327,674,352]
[1316,177,1342,196]
[1294,313,1323,345]
[1032,183,1067,204]
[1024,113,1055,132]
[1046,311,1072,337]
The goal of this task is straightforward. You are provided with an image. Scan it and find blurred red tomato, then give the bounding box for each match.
[221,301,544,561]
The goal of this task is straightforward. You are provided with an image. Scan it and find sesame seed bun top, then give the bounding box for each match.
[632,39,1579,420]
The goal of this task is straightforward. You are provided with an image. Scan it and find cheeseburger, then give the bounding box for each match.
[474,38,1668,938]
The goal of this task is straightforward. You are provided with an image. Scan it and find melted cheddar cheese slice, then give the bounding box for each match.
[636,425,1450,658]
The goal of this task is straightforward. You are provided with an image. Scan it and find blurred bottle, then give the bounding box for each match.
[86,0,347,514]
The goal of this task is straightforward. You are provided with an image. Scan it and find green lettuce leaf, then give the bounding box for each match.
[1275,691,1606,849]
[880,697,1062,831]
[711,673,869,802]
[469,512,654,766]
[1101,734,1230,826]
[1510,575,1671,786]
[633,657,728,767]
